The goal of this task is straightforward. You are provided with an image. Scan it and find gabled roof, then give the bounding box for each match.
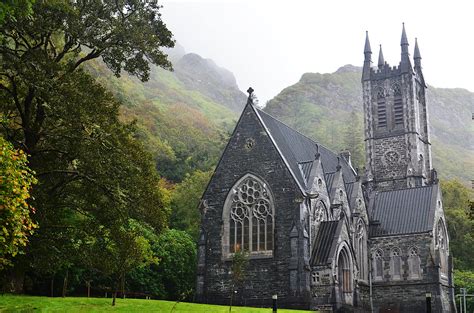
[369,184,438,237]
[311,220,341,266]
[256,108,356,191]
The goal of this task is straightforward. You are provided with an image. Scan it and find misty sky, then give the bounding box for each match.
[161,0,474,103]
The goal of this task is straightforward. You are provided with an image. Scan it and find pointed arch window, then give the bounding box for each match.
[356,221,367,281]
[309,201,327,245]
[223,174,274,258]
[373,249,384,281]
[390,248,402,280]
[436,219,449,277]
[376,87,387,128]
[408,247,421,279]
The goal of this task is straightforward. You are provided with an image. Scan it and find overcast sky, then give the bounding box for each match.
[161,0,474,103]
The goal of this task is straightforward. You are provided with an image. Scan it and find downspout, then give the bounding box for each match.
[369,252,374,313]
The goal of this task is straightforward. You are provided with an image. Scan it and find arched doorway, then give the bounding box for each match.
[336,244,353,305]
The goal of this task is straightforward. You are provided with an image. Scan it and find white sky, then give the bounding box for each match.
[161,0,474,103]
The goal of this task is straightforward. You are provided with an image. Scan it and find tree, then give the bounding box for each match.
[0,136,37,269]
[170,170,212,239]
[0,0,174,291]
[229,249,248,311]
[441,179,474,270]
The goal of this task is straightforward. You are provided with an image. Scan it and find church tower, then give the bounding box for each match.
[362,24,433,190]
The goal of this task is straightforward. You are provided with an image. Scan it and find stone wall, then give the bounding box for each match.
[369,233,453,312]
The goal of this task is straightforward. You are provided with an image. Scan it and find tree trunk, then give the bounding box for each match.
[50,275,54,297]
[112,280,117,306]
[121,274,125,299]
[62,270,68,297]
[86,281,91,298]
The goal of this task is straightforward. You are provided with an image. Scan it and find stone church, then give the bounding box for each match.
[195,25,456,312]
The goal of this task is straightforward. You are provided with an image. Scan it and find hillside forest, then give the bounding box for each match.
[0,0,473,306]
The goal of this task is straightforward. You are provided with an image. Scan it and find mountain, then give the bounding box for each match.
[86,46,246,182]
[264,65,473,183]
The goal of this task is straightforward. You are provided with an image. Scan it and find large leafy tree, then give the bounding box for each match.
[0,0,174,291]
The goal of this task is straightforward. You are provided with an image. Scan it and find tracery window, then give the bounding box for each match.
[223,175,274,257]
[373,249,383,281]
[408,247,421,279]
[390,248,402,280]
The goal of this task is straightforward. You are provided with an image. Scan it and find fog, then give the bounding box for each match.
[161,0,474,103]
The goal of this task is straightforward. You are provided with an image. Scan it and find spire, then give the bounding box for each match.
[401,23,409,46]
[364,31,372,55]
[362,31,372,81]
[400,23,412,73]
[378,44,385,69]
[414,38,421,61]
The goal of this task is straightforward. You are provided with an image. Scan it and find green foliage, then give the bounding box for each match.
[128,229,197,300]
[170,170,212,239]
[0,137,37,268]
[231,250,248,286]
[453,270,474,312]
[441,179,474,270]
[0,0,34,24]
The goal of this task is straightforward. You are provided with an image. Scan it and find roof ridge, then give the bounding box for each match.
[377,184,436,194]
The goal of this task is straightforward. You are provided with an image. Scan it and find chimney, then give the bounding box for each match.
[340,150,352,167]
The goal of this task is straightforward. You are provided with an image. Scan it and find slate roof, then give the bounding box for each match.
[369,185,438,237]
[311,220,341,266]
[256,108,356,191]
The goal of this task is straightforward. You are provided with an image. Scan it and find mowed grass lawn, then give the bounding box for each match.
[0,295,315,312]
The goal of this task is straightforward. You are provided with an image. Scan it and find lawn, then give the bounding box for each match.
[0,295,315,312]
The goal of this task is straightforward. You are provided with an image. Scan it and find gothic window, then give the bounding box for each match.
[223,175,274,257]
[356,221,367,281]
[436,219,448,277]
[309,201,327,245]
[376,88,387,128]
[390,248,402,280]
[373,249,383,281]
[408,247,421,279]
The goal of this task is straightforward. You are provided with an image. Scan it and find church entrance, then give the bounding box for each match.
[337,246,353,306]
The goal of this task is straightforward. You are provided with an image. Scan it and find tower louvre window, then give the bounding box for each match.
[394,96,403,126]
[377,99,387,128]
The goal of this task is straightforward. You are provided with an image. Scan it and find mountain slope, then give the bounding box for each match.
[86,48,245,182]
[264,65,473,182]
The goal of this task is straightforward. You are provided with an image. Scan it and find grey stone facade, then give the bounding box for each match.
[196,25,455,312]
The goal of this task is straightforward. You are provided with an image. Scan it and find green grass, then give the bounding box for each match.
[0,295,314,313]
